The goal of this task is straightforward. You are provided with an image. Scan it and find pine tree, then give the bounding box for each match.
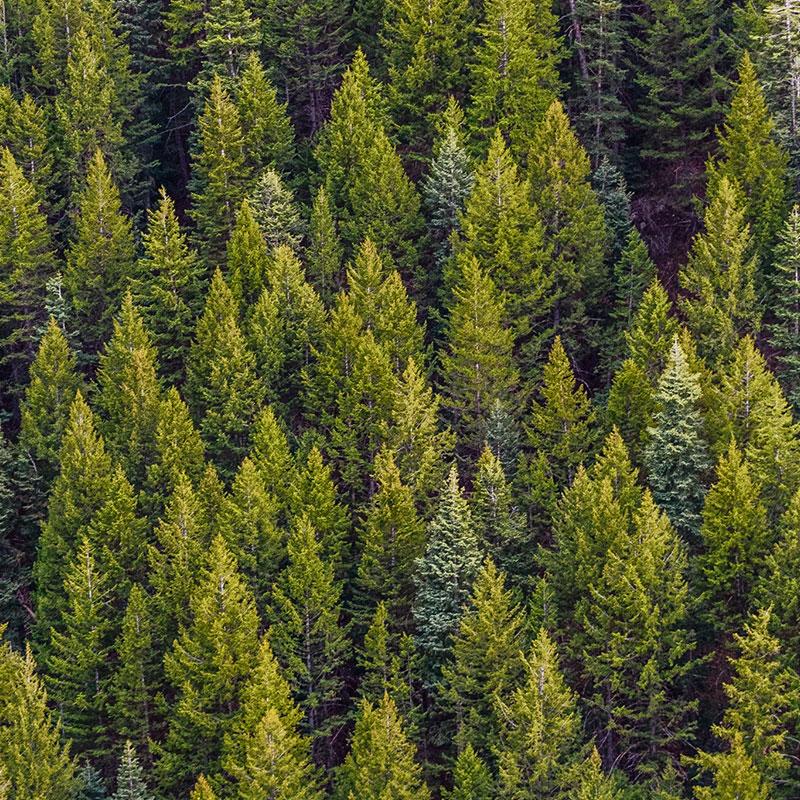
[605,358,656,466]
[698,442,770,638]
[247,169,304,252]
[33,393,115,643]
[46,536,114,761]
[186,269,264,480]
[158,536,259,797]
[307,186,343,304]
[110,584,158,757]
[267,514,350,760]
[249,405,295,518]
[64,150,136,359]
[19,317,81,483]
[112,741,152,800]
[440,560,526,762]
[444,744,494,800]
[189,77,248,261]
[0,147,53,403]
[624,279,679,383]
[708,52,789,278]
[134,188,204,385]
[680,177,760,369]
[96,294,162,485]
[413,466,482,679]
[469,0,563,159]
[495,628,584,798]
[226,198,271,312]
[189,776,217,800]
[528,101,608,362]
[441,255,519,460]
[593,159,632,262]
[235,52,295,176]
[644,338,712,543]
[334,694,431,800]
[710,608,799,794]
[0,632,76,800]
[692,735,769,800]
[76,763,107,800]
[768,204,800,409]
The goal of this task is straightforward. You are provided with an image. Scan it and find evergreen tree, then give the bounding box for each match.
[528,101,608,362]
[469,0,563,159]
[46,536,114,761]
[708,52,789,278]
[96,293,162,485]
[440,559,525,762]
[307,186,343,304]
[768,204,800,409]
[625,279,679,383]
[19,317,81,482]
[0,632,76,800]
[680,177,760,369]
[444,744,494,800]
[249,405,295,518]
[495,628,584,798]
[644,338,712,543]
[605,358,656,466]
[189,776,217,800]
[157,536,259,797]
[111,741,153,800]
[0,147,53,404]
[413,466,482,679]
[134,188,204,385]
[692,736,769,800]
[698,442,770,638]
[247,169,304,253]
[189,77,248,261]
[441,255,518,460]
[64,150,136,359]
[267,514,350,760]
[334,694,431,800]
[226,199,271,311]
[186,269,264,479]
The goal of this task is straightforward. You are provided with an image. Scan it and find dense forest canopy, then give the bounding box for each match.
[2,0,800,798]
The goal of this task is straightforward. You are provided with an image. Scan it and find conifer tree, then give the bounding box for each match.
[158,536,259,797]
[307,186,343,304]
[186,269,264,479]
[592,159,632,262]
[0,148,53,401]
[644,338,712,543]
[96,294,162,485]
[249,405,295,518]
[267,514,350,758]
[189,77,248,261]
[708,52,789,277]
[698,442,770,638]
[441,256,518,460]
[33,393,115,642]
[445,744,494,800]
[226,198,271,312]
[469,0,563,158]
[334,694,431,800]
[46,536,114,761]
[413,466,482,679]
[692,736,769,800]
[624,279,679,383]
[768,204,800,409]
[112,741,152,800]
[64,150,136,358]
[247,169,304,253]
[110,584,158,757]
[189,776,217,800]
[495,628,584,797]
[235,53,295,177]
[134,188,203,384]
[19,317,81,482]
[0,632,76,800]
[528,101,608,361]
[355,447,425,630]
[605,358,656,465]
[440,560,526,762]
[680,177,760,368]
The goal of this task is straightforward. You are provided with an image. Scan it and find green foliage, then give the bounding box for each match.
[112,740,153,800]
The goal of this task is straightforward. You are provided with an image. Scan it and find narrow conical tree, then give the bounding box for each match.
[267,514,350,759]
[692,736,769,800]
[134,188,203,384]
[64,150,136,358]
[0,148,53,401]
[441,255,518,461]
[157,536,259,797]
[189,776,217,800]
[307,186,343,304]
[469,0,563,158]
[226,198,271,312]
[413,466,482,679]
[444,744,493,800]
[111,741,152,800]
[249,405,295,518]
[0,632,76,799]
[698,442,770,638]
[625,279,679,383]
[440,559,526,762]
[644,338,712,543]
[680,177,760,368]
[334,694,431,800]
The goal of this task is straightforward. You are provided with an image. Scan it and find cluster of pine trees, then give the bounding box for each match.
[3,0,800,797]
